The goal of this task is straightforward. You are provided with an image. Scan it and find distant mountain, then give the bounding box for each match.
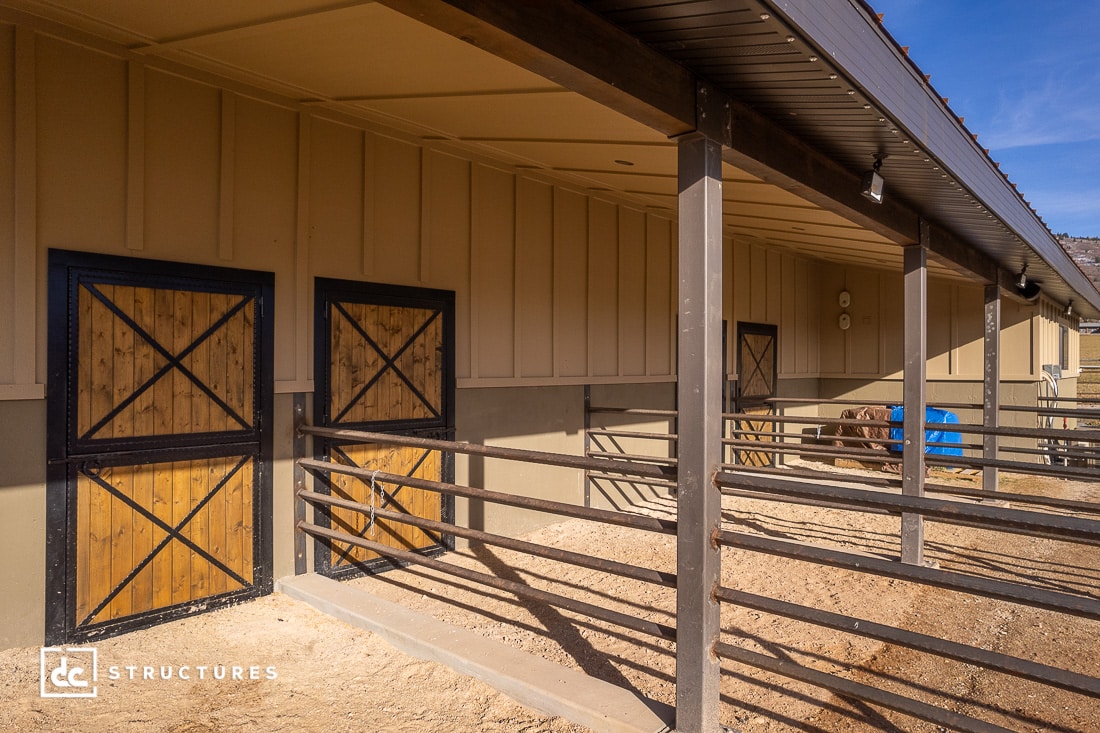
[1059,236,1100,291]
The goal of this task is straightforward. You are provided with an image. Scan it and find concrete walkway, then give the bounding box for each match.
[276,574,675,733]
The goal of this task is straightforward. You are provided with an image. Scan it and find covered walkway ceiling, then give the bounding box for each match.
[7,0,1098,316]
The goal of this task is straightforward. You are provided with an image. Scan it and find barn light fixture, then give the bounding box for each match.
[861,157,884,204]
[1016,265,1028,289]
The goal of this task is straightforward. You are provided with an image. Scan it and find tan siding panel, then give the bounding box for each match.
[554,189,588,378]
[144,71,220,260]
[818,264,846,373]
[516,178,554,378]
[645,216,672,376]
[372,135,422,284]
[424,151,471,379]
[850,270,880,375]
[954,285,984,376]
[308,119,365,277]
[618,208,646,376]
[0,27,13,385]
[232,99,298,381]
[588,199,618,376]
[927,280,952,376]
[472,165,515,378]
[36,38,127,253]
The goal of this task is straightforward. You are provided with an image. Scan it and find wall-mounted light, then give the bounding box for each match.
[1016,265,1028,289]
[1065,300,1074,317]
[861,157,884,204]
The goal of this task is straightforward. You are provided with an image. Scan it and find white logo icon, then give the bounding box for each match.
[40,647,98,698]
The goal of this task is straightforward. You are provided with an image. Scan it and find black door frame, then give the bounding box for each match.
[45,249,275,644]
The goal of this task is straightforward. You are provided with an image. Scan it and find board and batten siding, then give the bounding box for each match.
[0,23,1067,401]
[1,27,683,396]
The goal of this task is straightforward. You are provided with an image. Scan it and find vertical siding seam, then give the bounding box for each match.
[125,60,144,252]
[13,27,37,387]
[469,164,480,381]
[513,174,521,379]
[218,89,235,261]
[616,205,624,378]
[551,186,559,379]
[295,112,312,384]
[418,146,430,284]
[361,131,375,276]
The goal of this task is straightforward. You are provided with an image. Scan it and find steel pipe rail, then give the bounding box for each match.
[713,642,1015,733]
[715,587,1100,697]
[300,424,670,481]
[299,458,677,535]
[715,472,1100,544]
[298,488,677,588]
[298,521,678,641]
[587,406,678,418]
[587,428,678,441]
[716,531,1100,620]
[726,463,1100,514]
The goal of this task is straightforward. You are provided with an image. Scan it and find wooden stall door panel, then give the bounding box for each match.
[327,443,442,569]
[76,283,255,443]
[330,302,443,426]
[73,457,254,628]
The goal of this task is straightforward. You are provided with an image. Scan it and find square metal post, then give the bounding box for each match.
[675,131,724,733]
[983,283,1001,494]
[901,243,927,565]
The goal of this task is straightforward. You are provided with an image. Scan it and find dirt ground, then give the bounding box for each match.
[2,467,1098,732]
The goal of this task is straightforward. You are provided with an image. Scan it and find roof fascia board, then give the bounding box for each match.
[766,0,1100,309]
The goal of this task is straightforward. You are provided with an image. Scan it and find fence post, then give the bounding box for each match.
[901,239,928,565]
[983,282,1001,494]
[674,126,724,732]
[294,393,308,575]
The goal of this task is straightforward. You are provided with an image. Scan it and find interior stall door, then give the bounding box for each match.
[314,279,455,576]
[736,322,778,467]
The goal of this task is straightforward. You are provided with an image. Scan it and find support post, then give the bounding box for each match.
[674,130,723,733]
[294,393,308,575]
[983,283,1001,494]
[901,242,927,565]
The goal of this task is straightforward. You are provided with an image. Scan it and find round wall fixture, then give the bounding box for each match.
[838,290,851,308]
[838,313,851,330]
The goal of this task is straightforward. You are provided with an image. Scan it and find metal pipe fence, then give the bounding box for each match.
[292,393,1099,733]
[295,424,678,645]
[712,468,1100,731]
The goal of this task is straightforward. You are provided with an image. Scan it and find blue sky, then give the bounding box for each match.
[871,1,1100,237]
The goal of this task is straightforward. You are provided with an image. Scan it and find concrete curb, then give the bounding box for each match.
[276,574,674,733]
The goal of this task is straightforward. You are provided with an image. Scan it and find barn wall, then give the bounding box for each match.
[0,26,682,647]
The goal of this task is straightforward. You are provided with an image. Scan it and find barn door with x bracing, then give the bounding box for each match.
[313,279,455,577]
[736,322,778,467]
[46,251,274,644]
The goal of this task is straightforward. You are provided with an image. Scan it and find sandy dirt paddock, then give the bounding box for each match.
[2,468,1097,732]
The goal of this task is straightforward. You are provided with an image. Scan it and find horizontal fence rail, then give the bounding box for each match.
[296,423,678,652]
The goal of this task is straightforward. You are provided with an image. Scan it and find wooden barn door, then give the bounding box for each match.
[735,322,778,467]
[313,279,454,577]
[46,251,273,643]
